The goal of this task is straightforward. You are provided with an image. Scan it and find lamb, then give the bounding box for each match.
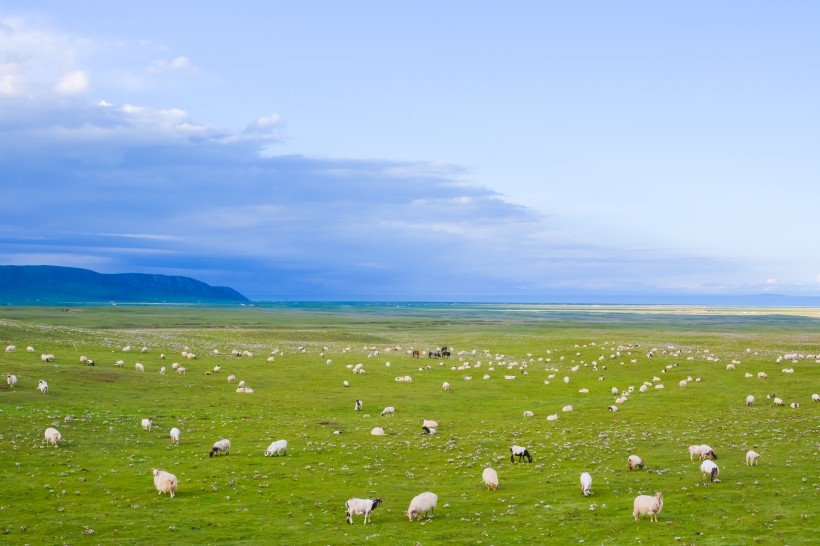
[169,427,180,445]
[44,427,61,446]
[355,400,363,411]
[37,379,48,394]
[421,418,438,429]
[380,406,395,416]
[746,395,754,407]
[6,374,16,388]
[580,472,592,496]
[510,445,533,463]
[345,497,382,524]
[628,455,644,470]
[135,362,144,372]
[482,467,499,490]
[209,439,231,457]
[700,459,719,481]
[745,450,760,466]
[152,469,178,498]
[264,439,288,456]
[633,492,663,522]
[407,491,437,521]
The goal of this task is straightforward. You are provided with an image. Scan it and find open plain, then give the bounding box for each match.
[0,304,818,545]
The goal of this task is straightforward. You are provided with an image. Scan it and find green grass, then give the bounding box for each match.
[0,304,818,545]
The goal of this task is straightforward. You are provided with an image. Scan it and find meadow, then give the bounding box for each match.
[0,304,818,545]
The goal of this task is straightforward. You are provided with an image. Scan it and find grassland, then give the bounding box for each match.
[0,304,818,545]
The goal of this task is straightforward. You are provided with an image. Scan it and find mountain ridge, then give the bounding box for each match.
[0,265,249,304]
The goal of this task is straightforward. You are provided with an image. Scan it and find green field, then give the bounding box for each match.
[1,304,818,545]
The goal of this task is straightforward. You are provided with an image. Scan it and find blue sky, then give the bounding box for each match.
[1,2,819,301]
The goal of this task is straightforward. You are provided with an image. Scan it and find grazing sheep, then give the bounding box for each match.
[611,387,619,395]
[580,472,592,496]
[407,492,438,521]
[510,445,533,463]
[238,380,246,388]
[679,380,687,388]
[40,354,54,362]
[209,439,231,457]
[115,360,124,367]
[812,393,820,402]
[6,374,17,388]
[421,418,438,429]
[371,427,385,436]
[633,492,663,522]
[176,367,186,375]
[562,404,573,412]
[628,455,644,470]
[141,418,153,431]
[482,467,499,490]
[608,405,618,412]
[757,372,767,379]
[213,365,221,373]
[4,345,15,352]
[345,497,382,524]
[227,375,236,383]
[578,388,589,394]
[44,427,61,446]
[135,362,144,372]
[152,469,178,498]
[700,459,720,482]
[790,402,799,409]
[773,397,783,406]
[547,413,558,421]
[442,381,451,391]
[523,410,534,417]
[380,406,395,417]
[172,362,180,370]
[264,439,288,456]
[79,356,88,364]
[745,450,760,466]
[37,379,48,394]
[27,346,34,352]
[746,395,754,407]
[342,380,349,387]
[689,444,717,461]
[422,426,437,434]
[141,346,149,353]
[355,400,363,411]
[639,384,648,393]
[160,366,166,375]
[169,427,180,445]
[122,345,131,352]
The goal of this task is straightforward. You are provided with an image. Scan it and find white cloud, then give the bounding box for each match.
[766,277,778,285]
[54,70,89,94]
[146,56,195,75]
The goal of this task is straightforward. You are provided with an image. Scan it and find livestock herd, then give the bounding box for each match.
[2,339,818,530]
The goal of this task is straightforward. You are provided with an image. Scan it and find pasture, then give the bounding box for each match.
[0,304,818,545]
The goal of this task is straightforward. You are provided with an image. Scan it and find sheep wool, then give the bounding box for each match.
[482,467,499,490]
[407,492,438,521]
[633,492,663,522]
[152,469,178,498]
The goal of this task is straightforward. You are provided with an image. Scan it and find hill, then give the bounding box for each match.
[0,265,250,304]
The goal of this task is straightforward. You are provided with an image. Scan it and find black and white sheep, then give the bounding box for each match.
[209,438,231,457]
[345,497,382,524]
[510,445,533,463]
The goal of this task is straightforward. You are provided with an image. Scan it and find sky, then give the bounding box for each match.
[1,2,819,301]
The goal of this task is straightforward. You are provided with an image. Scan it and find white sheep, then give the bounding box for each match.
[746,395,754,407]
[4,345,15,352]
[235,387,254,393]
[757,372,767,379]
[546,413,558,421]
[633,492,663,522]
[679,380,687,388]
[172,362,180,370]
[421,418,438,429]
[700,459,719,481]
[407,491,437,521]
[355,400,363,411]
[152,469,178,498]
[213,365,221,373]
[370,427,385,436]
[345,498,382,524]
[422,426,437,434]
[160,366,166,375]
[482,467,499,490]
[141,418,153,431]
[238,380,246,388]
[628,455,644,470]
[26,346,34,352]
[510,445,533,463]
[6,374,17,388]
[688,444,717,461]
[169,427,180,445]
[209,439,231,457]
[79,355,88,363]
[442,381,451,391]
[264,439,288,456]
[37,379,48,394]
[342,380,349,387]
[812,393,820,402]
[773,397,783,406]
[380,406,395,417]
[580,472,592,496]
[176,367,186,375]
[523,410,534,417]
[227,375,236,383]
[790,402,799,409]
[745,450,760,466]
[562,404,573,412]
[141,346,149,353]
[611,386,619,395]
[44,427,61,446]
[135,362,144,372]
[122,345,131,352]
[578,388,589,394]
[115,360,124,367]
[40,354,54,362]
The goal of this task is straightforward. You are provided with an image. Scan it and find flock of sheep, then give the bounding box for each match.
[3,338,818,530]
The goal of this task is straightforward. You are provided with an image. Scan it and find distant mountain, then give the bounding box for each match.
[0,265,250,304]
